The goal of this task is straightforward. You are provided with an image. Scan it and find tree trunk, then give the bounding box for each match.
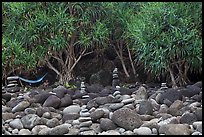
[113,40,130,78]
[168,65,177,89]
[127,46,136,76]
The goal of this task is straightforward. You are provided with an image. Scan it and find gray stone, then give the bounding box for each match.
[149,99,160,111]
[62,113,80,123]
[90,123,102,134]
[21,114,41,129]
[12,100,30,113]
[193,121,202,133]
[159,104,168,113]
[86,99,99,109]
[100,118,117,131]
[79,127,91,132]
[168,100,183,116]
[80,111,90,117]
[38,127,51,135]
[60,94,73,107]
[12,128,19,134]
[121,98,135,104]
[33,92,51,104]
[159,88,182,105]
[133,127,152,135]
[109,103,124,111]
[111,108,143,130]
[191,131,202,135]
[158,117,179,126]
[98,130,120,135]
[133,86,148,100]
[46,118,60,128]
[79,121,92,127]
[180,112,197,125]
[48,123,71,135]
[31,125,48,135]
[53,85,66,98]
[90,109,105,122]
[18,129,31,135]
[66,127,79,135]
[43,95,61,108]
[36,107,50,117]
[63,104,81,115]
[159,124,192,135]
[79,130,96,135]
[138,100,153,115]
[9,118,23,129]
[42,112,52,119]
[122,130,134,135]
[194,108,202,121]
[2,112,15,121]
[24,108,36,114]
[95,96,113,105]
[78,117,92,122]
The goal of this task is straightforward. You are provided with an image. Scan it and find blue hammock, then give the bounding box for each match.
[18,73,48,84]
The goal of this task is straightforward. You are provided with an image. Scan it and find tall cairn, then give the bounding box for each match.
[112,68,120,88]
[80,81,89,99]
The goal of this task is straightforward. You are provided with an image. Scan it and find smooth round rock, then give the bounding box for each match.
[18,129,31,135]
[133,127,152,135]
[9,118,23,129]
[63,105,81,115]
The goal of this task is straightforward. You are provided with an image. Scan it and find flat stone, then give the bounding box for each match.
[79,121,92,127]
[121,98,135,104]
[109,103,124,111]
[48,123,71,135]
[63,105,81,115]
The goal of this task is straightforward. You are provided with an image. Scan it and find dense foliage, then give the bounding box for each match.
[127,2,202,87]
[2,2,202,87]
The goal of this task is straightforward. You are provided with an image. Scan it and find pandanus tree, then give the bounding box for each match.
[102,2,141,79]
[127,2,202,87]
[2,2,108,85]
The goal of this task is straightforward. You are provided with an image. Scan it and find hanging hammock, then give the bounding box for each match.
[18,72,48,84]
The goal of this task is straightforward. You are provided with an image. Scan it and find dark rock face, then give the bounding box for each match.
[159,88,182,105]
[138,100,153,115]
[99,88,111,97]
[86,84,104,94]
[89,70,112,86]
[111,108,143,130]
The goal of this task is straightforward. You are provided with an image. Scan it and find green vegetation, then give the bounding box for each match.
[2,2,202,87]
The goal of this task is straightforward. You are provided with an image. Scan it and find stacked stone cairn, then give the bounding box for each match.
[113,86,122,102]
[5,76,21,93]
[112,68,120,88]
[79,105,93,134]
[80,82,89,99]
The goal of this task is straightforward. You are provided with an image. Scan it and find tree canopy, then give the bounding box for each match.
[2,2,202,87]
